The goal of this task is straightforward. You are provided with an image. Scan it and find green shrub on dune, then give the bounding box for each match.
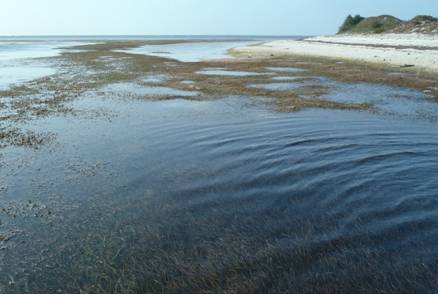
[338,15,402,34]
[339,15,365,33]
[338,14,438,34]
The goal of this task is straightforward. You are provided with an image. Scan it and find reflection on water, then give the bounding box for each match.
[266,67,307,73]
[180,80,195,84]
[272,76,307,81]
[102,82,200,97]
[0,41,86,90]
[0,66,56,90]
[197,68,263,77]
[249,75,438,121]
[249,81,314,91]
[142,73,172,84]
[0,41,83,61]
[320,82,438,119]
[0,42,61,61]
[121,41,258,62]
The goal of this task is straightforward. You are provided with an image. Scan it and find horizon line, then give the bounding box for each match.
[0,34,312,38]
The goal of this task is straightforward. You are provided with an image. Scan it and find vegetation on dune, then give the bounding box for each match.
[338,15,402,34]
[338,15,365,33]
[391,15,438,34]
[338,14,438,34]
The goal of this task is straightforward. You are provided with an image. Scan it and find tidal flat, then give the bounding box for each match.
[1,39,438,293]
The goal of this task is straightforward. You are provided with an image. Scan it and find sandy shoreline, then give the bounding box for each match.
[232,34,438,72]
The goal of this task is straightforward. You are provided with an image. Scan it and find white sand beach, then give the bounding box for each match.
[233,34,438,72]
[308,33,438,48]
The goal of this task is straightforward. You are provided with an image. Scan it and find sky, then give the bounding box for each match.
[0,0,437,36]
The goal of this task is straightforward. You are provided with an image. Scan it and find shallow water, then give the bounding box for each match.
[142,73,172,84]
[250,76,438,120]
[0,42,62,61]
[317,80,438,120]
[121,41,258,62]
[272,76,308,81]
[102,82,200,97]
[2,38,438,292]
[2,91,438,291]
[266,66,307,73]
[197,68,262,77]
[0,65,56,90]
[249,79,317,90]
[0,41,85,61]
[0,41,86,90]
[180,80,195,84]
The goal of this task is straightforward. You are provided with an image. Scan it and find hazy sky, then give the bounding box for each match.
[0,0,436,36]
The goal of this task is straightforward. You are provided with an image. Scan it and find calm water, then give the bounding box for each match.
[0,40,84,90]
[197,68,264,76]
[0,36,290,89]
[1,38,438,292]
[121,41,259,62]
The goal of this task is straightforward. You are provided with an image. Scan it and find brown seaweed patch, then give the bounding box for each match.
[65,159,109,179]
[67,40,194,52]
[0,127,55,148]
[0,200,56,220]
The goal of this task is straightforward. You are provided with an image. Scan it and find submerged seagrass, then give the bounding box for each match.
[1,39,438,293]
